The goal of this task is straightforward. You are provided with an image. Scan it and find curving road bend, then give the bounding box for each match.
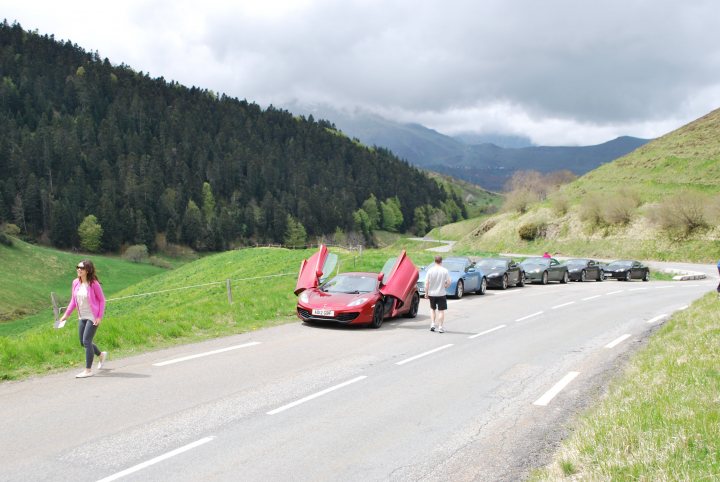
[0,267,716,481]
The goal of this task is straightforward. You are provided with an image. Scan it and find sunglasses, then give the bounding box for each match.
[76,265,86,270]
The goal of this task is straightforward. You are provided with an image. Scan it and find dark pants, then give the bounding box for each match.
[78,319,101,369]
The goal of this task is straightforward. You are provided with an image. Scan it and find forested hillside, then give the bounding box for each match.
[0,21,465,252]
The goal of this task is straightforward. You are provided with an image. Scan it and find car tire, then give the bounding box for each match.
[597,270,604,281]
[404,292,420,318]
[501,274,508,290]
[580,270,586,282]
[477,277,487,295]
[541,271,549,285]
[625,271,632,281]
[560,271,569,284]
[455,280,464,299]
[370,303,384,328]
[643,270,650,282]
[517,272,525,287]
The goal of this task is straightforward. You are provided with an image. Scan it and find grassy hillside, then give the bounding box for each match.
[454,107,720,262]
[0,243,438,380]
[0,238,167,324]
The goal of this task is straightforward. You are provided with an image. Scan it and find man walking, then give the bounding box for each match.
[425,255,451,333]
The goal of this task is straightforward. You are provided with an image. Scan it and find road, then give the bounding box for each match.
[0,271,716,481]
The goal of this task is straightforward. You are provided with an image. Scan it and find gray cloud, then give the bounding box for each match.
[4,0,720,144]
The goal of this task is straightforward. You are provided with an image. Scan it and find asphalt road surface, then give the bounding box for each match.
[1,269,716,482]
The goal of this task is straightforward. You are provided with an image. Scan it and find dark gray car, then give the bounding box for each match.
[519,257,569,284]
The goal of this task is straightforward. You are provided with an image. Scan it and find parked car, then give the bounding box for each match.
[603,260,650,281]
[417,257,486,298]
[519,257,569,284]
[563,258,606,282]
[475,257,525,289]
[295,245,420,328]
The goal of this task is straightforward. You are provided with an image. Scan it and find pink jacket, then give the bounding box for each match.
[65,278,106,320]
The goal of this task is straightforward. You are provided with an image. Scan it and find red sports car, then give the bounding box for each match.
[294,245,420,328]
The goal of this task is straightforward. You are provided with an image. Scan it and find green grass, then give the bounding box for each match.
[0,238,168,325]
[0,243,434,380]
[531,291,720,481]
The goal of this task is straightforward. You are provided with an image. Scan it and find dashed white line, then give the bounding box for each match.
[647,314,668,324]
[396,344,454,366]
[582,295,602,301]
[605,334,632,349]
[97,436,215,482]
[533,371,580,407]
[153,342,261,366]
[468,325,506,339]
[516,311,543,322]
[655,285,673,289]
[606,290,624,295]
[267,376,368,415]
[551,301,575,310]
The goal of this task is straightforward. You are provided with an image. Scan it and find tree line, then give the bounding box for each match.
[0,21,466,252]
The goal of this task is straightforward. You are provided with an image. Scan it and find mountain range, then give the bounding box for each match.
[287,103,651,192]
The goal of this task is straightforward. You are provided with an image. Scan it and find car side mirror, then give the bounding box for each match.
[316,270,323,279]
[467,267,475,272]
[377,272,384,282]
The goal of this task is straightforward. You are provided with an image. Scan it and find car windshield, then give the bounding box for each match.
[477,259,507,269]
[607,261,633,269]
[321,274,377,293]
[565,259,588,267]
[444,261,467,272]
[520,258,550,268]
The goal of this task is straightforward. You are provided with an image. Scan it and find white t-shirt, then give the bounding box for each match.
[425,264,450,297]
[76,283,95,321]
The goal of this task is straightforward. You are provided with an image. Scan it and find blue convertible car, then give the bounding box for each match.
[416,257,486,299]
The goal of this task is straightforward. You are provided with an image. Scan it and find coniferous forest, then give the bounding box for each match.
[0,21,466,252]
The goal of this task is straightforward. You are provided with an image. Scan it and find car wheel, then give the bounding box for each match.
[404,292,420,318]
[542,271,549,285]
[643,270,650,282]
[501,274,508,290]
[597,270,604,281]
[477,277,487,295]
[517,272,525,287]
[455,280,464,299]
[370,303,384,329]
[560,271,569,284]
[580,270,586,282]
[625,271,632,281]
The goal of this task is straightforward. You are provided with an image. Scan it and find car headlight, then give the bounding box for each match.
[348,297,368,307]
[299,292,309,303]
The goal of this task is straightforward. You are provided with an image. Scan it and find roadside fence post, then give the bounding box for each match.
[226,279,233,304]
[50,292,60,322]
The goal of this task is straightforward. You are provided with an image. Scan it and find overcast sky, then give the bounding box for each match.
[4,0,720,145]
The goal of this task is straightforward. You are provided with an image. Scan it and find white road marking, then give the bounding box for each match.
[606,290,624,295]
[267,376,368,415]
[582,295,602,301]
[533,371,580,407]
[655,285,673,289]
[153,342,261,366]
[605,334,632,349]
[468,324,506,339]
[551,301,575,310]
[628,287,648,291]
[516,311,543,322]
[96,436,215,482]
[396,344,454,366]
[647,314,668,324]
[678,305,689,310]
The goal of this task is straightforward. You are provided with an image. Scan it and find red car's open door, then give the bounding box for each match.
[379,250,419,312]
[294,245,338,295]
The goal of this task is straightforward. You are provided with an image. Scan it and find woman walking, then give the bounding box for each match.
[57,259,107,378]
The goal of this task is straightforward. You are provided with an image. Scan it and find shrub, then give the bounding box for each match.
[2,223,20,236]
[0,232,12,246]
[123,244,149,263]
[148,256,173,269]
[551,195,570,216]
[518,221,547,241]
[503,189,539,214]
[650,191,708,236]
[579,193,605,227]
[603,196,637,225]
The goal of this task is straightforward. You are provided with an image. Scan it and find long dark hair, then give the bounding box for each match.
[78,259,100,285]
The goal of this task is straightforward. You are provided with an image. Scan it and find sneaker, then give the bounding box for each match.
[438,327,445,333]
[430,324,436,332]
[98,352,108,369]
[76,371,93,378]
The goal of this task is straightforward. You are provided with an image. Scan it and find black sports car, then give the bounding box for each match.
[604,260,650,281]
[475,258,525,289]
[519,257,569,284]
[563,258,605,282]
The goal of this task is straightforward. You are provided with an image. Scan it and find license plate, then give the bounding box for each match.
[312,309,334,317]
